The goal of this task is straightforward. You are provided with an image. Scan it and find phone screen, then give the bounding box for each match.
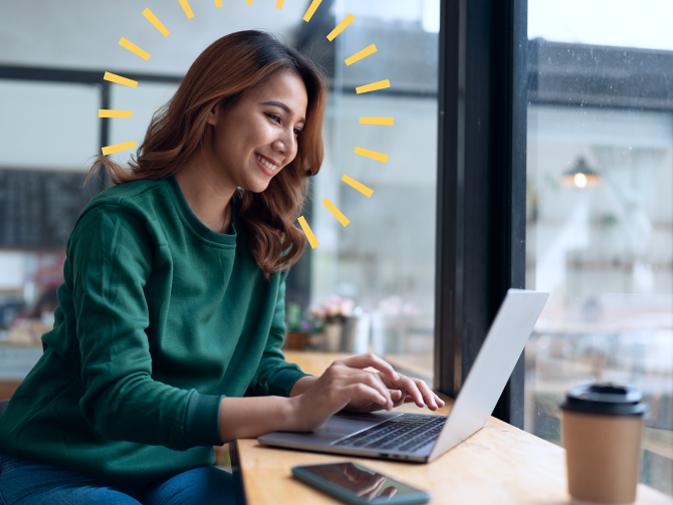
[295,462,428,503]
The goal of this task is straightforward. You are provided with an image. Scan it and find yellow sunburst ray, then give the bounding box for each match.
[345,44,377,66]
[354,147,388,164]
[142,8,170,37]
[103,71,138,88]
[98,109,133,118]
[327,13,355,41]
[322,198,350,227]
[118,37,151,61]
[341,175,374,198]
[101,141,137,156]
[303,0,322,22]
[178,0,195,18]
[355,79,391,95]
[359,116,395,126]
[297,216,319,249]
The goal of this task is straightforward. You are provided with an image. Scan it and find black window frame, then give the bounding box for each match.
[435,0,528,427]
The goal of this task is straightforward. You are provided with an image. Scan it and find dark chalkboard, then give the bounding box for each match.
[0,168,103,250]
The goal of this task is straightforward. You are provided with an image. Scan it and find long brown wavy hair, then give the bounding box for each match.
[91,30,326,279]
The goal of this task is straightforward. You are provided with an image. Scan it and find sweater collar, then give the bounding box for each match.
[167,174,239,247]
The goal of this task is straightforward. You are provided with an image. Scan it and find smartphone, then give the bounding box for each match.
[292,461,431,505]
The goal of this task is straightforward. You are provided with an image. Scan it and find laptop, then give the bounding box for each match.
[258,289,549,463]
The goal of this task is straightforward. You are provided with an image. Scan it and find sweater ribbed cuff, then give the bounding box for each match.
[269,368,309,397]
[184,392,224,446]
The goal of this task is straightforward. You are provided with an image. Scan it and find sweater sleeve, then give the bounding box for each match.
[246,271,309,397]
[71,204,222,449]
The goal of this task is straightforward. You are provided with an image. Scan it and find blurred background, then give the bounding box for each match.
[0,0,670,495]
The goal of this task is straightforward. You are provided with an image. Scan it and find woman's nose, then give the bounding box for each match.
[272,134,295,156]
[272,138,285,154]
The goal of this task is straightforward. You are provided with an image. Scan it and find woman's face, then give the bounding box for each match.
[206,69,308,193]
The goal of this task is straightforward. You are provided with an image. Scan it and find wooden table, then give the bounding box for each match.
[231,352,672,505]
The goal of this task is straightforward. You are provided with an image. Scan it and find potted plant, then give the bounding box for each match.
[284,303,315,350]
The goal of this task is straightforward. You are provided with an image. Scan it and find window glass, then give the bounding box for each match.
[109,83,179,165]
[526,1,673,495]
[306,0,439,378]
[0,81,98,170]
[0,81,97,373]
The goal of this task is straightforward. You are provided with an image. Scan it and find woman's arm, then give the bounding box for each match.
[71,206,226,450]
[218,395,297,442]
[246,274,308,397]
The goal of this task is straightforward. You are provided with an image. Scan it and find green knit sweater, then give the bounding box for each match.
[0,175,306,485]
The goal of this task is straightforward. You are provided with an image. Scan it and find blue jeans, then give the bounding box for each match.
[0,453,243,505]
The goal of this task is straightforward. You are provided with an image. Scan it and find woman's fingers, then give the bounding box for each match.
[329,355,446,412]
[381,372,445,411]
[414,378,440,410]
[389,389,404,402]
[358,371,393,409]
[347,383,389,409]
[394,375,426,407]
[340,353,399,384]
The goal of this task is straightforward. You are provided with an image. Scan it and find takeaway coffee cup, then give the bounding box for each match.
[561,383,647,504]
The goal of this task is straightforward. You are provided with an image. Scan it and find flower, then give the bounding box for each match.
[309,296,356,326]
[286,303,313,333]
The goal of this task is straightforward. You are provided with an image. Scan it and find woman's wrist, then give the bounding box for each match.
[289,375,318,397]
[285,394,305,431]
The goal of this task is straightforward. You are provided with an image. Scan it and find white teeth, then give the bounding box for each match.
[256,154,277,172]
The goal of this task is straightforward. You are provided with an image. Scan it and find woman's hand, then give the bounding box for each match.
[289,353,445,432]
[342,359,445,414]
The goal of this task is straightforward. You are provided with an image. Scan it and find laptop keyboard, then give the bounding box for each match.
[333,414,447,453]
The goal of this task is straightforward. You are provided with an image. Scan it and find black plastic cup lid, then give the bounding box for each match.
[560,383,647,417]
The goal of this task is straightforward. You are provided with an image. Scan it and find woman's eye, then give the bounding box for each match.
[293,128,303,137]
[266,112,282,124]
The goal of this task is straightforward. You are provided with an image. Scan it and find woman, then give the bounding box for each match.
[0,31,443,504]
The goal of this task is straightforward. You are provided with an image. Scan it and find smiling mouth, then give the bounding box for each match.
[255,153,279,176]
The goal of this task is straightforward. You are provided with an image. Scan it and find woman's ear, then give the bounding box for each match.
[206,102,219,126]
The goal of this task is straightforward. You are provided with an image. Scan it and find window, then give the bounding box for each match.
[108,83,178,165]
[300,0,440,379]
[0,79,99,363]
[526,1,673,495]
[0,80,98,169]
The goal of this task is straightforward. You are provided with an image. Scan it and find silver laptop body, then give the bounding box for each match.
[258,289,549,463]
